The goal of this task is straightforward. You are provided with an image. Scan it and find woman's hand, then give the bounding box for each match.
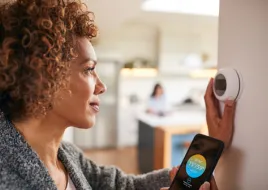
[161,176,218,190]
[204,78,236,148]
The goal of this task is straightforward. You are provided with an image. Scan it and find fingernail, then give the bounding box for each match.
[202,182,210,190]
[226,99,234,107]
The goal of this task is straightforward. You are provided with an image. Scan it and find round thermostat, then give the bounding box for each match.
[213,68,242,101]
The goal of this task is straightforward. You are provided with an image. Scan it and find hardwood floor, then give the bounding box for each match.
[84,146,140,174]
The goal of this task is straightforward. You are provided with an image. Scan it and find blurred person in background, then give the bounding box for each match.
[146,83,169,116]
[0,0,235,189]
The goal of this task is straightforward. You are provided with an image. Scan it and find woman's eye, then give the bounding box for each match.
[84,67,95,75]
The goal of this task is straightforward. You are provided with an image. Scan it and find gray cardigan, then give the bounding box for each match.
[0,113,171,190]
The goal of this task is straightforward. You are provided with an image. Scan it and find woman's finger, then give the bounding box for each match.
[221,100,236,146]
[222,100,236,127]
[169,167,178,181]
[213,91,221,118]
[169,168,177,181]
[205,78,220,118]
[210,176,219,190]
[199,182,210,190]
[160,188,169,190]
[204,78,214,107]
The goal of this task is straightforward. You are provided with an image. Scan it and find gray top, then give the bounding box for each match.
[0,113,171,190]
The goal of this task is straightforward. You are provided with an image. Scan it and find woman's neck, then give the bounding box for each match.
[13,113,70,189]
[13,114,68,167]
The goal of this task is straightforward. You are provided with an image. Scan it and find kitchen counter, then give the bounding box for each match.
[137,108,206,127]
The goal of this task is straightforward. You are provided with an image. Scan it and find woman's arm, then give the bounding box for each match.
[81,157,171,190]
[61,142,172,190]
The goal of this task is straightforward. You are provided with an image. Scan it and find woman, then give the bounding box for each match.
[0,0,235,189]
[146,83,168,116]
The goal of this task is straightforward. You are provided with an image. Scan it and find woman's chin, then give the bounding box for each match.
[72,118,95,129]
[75,125,94,129]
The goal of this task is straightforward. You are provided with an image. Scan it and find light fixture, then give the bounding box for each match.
[120,68,158,77]
[189,69,218,78]
[142,0,219,17]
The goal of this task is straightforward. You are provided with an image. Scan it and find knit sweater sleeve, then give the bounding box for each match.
[82,158,171,190]
[62,142,171,190]
[83,159,171,190]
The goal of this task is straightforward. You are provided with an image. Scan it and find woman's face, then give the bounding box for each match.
[156,86,163,96]
[51,37,106,129]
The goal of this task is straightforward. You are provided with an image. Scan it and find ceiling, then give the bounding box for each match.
[86,0,218,32]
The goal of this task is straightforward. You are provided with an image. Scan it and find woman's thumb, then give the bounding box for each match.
[200,182,210,190]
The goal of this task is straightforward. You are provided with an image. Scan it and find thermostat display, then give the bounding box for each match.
[213,68,242,101]
[214,74,227,96]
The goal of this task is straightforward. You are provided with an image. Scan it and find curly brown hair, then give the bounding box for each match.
[0,0,98,121]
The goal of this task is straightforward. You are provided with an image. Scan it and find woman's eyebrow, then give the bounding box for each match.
[80,58,97,65]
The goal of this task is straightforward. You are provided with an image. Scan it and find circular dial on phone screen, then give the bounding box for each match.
[186,154,207,178]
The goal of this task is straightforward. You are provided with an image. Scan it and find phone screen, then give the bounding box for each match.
[169,134,224,190]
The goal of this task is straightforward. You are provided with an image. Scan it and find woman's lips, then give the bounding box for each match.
[89,102,99,112]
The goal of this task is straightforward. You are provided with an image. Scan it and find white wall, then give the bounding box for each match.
[215,0,268,189]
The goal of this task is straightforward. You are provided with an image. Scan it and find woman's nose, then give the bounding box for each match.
[94,78,107,95]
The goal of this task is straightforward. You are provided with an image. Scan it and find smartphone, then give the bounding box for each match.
[169,134,224,190]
